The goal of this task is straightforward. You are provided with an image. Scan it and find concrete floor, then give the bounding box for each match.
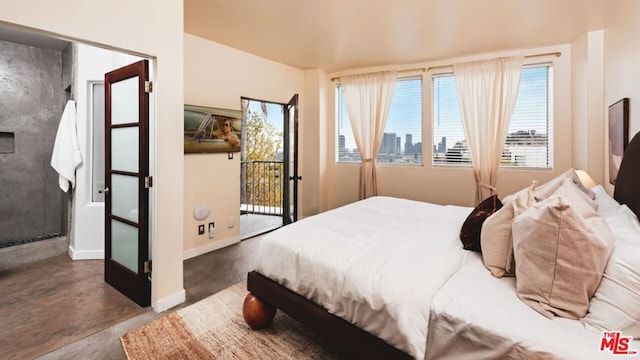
[19,236,262,360]
[240,213,282,239]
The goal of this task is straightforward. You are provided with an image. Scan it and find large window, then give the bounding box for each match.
[432,64,553,168]
[336,77,422,164]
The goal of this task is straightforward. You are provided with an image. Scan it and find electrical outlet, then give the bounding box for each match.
[228,216,235,228]
[198,224,205,235]
[208,222,215,239]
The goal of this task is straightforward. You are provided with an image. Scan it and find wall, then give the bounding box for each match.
[571,31,604,185]
[70,43,142,259]
[0,0,185,312]
[0,40,65,245]
[183,34,304,257]
[302,69,329,215]
[324,45,573,209]
[603,0,640,193]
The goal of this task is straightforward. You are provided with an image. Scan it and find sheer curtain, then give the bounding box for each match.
[341,71,397,199]
[453,56,524,203]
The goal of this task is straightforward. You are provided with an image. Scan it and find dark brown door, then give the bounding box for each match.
[283,94,299,224]
[104,60,151,307]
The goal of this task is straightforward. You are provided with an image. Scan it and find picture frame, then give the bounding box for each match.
[184,104,242,154]
[608,98,629,185]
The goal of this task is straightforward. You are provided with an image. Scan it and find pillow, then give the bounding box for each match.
[513,196,615,319]
[480,184,534,277]
[581,205,640,338]
[459,195,503,252]
[502,181,536,205]
[546,178,598,214]
[592,185,622,217]
[534,168,596,202]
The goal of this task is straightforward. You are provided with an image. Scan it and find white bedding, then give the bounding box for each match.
[427,254,640,360]
[254,194,640,360]
[256,196,472,360]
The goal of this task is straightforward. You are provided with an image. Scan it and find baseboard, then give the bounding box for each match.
[0,237,68,269]
[183,236,241,260]
[68,246,104,260]
[153,289,186,313]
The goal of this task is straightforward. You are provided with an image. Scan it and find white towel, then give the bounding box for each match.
[51,100,83,193]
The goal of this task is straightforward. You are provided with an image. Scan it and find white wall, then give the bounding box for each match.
[571,31,604,185]
[70,44,142,260]
[0,0,185,312]
[604,0,640,193]
[324,45,573,209]
[183,34,304,256]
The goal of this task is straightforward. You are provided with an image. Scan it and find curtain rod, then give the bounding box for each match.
[330,67,425,82]
[426,51,561,72]
[330,51,561,81]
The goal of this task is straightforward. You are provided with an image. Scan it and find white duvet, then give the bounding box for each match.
[427,254,640,360]
[256,196,472,359]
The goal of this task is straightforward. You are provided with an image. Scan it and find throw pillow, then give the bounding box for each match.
[513,196,615,319]
[581,205,640,338]
[534,168,597,202]
[459,194,503,252]
[480,183,534,277]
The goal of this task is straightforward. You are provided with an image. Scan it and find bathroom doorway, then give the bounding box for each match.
[0,27,72,267]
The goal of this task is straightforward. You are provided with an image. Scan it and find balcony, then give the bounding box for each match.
[240,160,284,239]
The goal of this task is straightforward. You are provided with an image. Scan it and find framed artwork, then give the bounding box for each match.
[184,105,242,154]
[608,98,629,185]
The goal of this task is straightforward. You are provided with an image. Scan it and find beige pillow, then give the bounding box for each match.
[480,183,534,277]
[534,168,597,203]
[546,178,598,215]
[513,196,615,319]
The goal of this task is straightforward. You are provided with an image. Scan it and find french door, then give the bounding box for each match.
[104,60,151,307]
[283,94,299,224]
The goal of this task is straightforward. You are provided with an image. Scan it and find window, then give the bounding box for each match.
[432,64,553,168]
[336,77,422,164]
[91,82,105,202]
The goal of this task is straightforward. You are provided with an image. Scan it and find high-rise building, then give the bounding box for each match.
[405,134,413,154]
[338,135,347,157]
[382,132,397,155]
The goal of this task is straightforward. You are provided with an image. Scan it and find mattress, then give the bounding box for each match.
[256,196,472,360]
[427,254,640,360]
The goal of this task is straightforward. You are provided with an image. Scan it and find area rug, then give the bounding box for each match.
[121,282,348,359]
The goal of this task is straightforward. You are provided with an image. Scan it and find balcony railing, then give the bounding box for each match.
[241,160,284,216]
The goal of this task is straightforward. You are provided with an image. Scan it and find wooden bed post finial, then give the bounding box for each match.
[243,292,276,330]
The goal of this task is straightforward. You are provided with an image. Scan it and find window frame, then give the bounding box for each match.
[335,76,424,167]
[430,63,554,170]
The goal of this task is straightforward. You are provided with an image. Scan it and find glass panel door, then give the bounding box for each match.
[283,94,299,224]
[104,60,150,307]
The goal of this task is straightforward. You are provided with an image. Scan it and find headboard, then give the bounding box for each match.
[614,130,640,218]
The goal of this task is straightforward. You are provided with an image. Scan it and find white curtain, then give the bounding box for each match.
[341,71,397,199]
[453,56,524,204]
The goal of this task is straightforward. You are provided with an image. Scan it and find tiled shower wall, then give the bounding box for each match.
[0,40,69,247]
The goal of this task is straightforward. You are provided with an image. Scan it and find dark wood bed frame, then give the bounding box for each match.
[243,131,640,360]
[245,271,412,359]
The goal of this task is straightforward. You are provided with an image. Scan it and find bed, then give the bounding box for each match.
[243,132,640,359]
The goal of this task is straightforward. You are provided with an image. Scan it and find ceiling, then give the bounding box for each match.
[185,0,616,73]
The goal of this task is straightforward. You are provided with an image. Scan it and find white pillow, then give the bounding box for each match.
[581,205,640,338]
[592,185,622,217]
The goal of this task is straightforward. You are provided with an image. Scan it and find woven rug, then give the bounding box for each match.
[121,282,348,359]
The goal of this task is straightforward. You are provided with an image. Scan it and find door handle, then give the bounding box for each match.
[100,187,110,194]
[289,176,302,181]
